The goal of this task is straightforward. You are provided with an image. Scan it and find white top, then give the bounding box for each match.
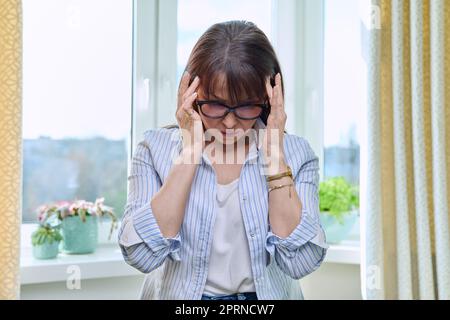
[203,178,256,295]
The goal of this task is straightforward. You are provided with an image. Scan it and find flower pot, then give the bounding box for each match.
[61,215,98,254]
[320,209,358,244]
[32,241,60,259]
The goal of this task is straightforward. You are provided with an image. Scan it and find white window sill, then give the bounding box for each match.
[324,240,361,265]
[20,240,360,285]
[20,244,142,285]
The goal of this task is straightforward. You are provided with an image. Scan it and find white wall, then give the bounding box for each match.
[301,263,362,300]
[21,275,145,300]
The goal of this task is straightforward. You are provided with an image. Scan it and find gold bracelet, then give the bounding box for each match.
[268,183,294,198]
[266,165,293,182]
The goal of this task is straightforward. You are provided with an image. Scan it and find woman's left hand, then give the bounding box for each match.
[261,73,288,174]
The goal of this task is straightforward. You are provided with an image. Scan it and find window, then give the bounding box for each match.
[177,0,273,85]
[323,0,366,241]
[323,0,365,186]
[22,0,133,222]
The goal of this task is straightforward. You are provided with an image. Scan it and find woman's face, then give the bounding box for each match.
[196,84,259,145]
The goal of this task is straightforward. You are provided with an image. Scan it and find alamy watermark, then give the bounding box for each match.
[360,3,381,31]
[171,127,284,175]
[66,265,81,290]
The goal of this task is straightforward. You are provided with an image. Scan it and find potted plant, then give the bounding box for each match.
[319,176,359,244]
[32,206,63,259]
[36,198,117,254]
[57,197,117,254]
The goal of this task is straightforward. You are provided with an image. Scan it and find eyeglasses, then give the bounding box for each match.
[195,100,268,120]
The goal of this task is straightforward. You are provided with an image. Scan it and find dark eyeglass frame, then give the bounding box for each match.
[195,99,269,120]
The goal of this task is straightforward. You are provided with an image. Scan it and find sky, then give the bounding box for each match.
[22,0,132,140]
[324,0,367,147]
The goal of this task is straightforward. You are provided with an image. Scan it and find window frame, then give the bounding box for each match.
[131,0,178,161]
[19,0,361,276]
[271,0,325,181]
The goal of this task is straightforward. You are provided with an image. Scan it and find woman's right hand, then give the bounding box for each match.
[176,72,205,163]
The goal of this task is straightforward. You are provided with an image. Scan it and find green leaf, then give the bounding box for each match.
[31,226,63,246]
[37,233,45,245]
[319,176,359,219]
[79,208,86,222]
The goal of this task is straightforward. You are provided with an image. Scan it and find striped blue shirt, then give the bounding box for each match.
[118,119,328,299]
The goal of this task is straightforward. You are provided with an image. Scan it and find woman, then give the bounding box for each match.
[118,20,328,300]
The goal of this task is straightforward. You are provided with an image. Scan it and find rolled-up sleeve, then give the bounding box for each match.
[118,132,181,274]
[266,138,329,280]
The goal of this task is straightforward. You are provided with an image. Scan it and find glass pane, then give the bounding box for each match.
[323,0,366,242]
[22,0,133,222]
[177,0,273,84]
[323,0,365,186]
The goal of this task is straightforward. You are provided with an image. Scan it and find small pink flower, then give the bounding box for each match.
[95,197,105,207]
[69,202,78,214]
[59,206,71,218]
[55,200,71,207]
[36,205,48,215]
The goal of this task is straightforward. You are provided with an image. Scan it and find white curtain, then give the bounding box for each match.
[364,0,450,300]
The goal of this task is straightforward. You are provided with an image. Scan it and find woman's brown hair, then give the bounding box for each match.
[165,20,284,129]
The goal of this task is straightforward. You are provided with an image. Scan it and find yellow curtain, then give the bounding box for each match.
[0,0,22,299]
[364,0,450,299]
